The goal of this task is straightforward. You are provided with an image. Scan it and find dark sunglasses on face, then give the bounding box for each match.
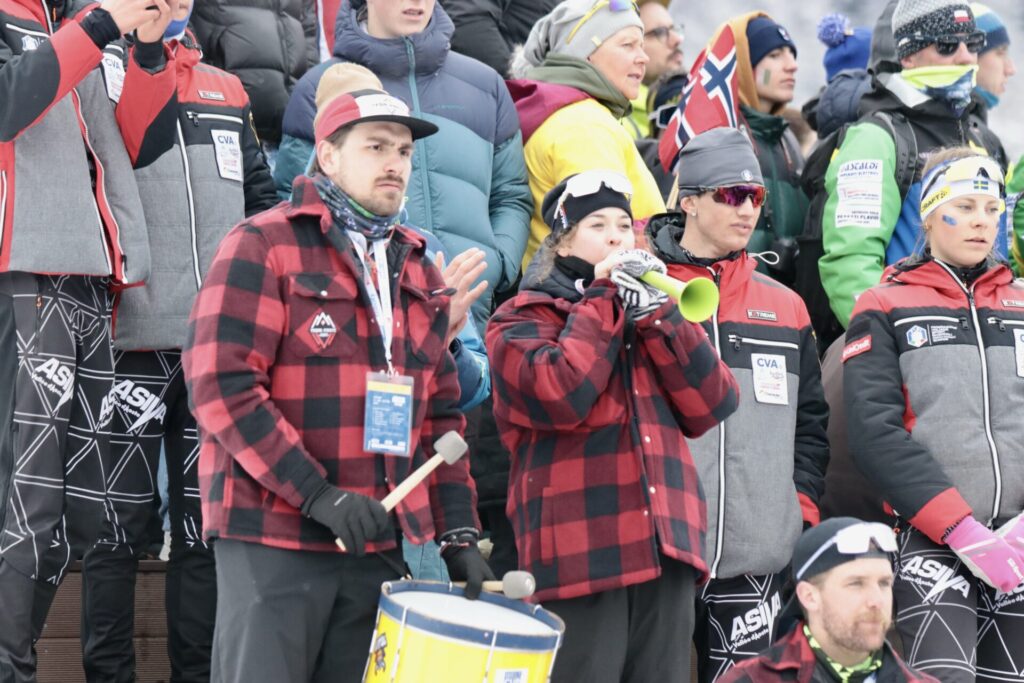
[644,24,684,42]
[921,30,986,56]
[708,185,767,209]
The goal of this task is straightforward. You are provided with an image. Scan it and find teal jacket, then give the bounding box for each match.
[276,2,532,328]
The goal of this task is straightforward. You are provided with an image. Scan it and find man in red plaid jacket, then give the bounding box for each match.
[182,82,493,682]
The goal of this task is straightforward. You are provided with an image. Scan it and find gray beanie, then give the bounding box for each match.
[677,128,764,196]
[518,0,644,69]
[892,0,976,59]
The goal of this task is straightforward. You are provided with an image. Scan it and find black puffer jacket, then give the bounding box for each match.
[440,0,558,77]
[191,0,318,144]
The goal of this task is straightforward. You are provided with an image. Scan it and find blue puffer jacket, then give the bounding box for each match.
[275,1,532,327]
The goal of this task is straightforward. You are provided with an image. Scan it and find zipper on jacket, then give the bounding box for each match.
[176,121,202,290]
[933,260,1003,522]
[726,334,799,352]
[404,40,433,230]
[186,111,244,126]
[706,266,727,579]
[986,316,1024,332]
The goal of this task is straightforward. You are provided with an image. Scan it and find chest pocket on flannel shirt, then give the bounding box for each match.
[284,273,359,358]
[400,281,450,367]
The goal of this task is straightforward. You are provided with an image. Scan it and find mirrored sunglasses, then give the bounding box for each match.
[708,185,767,209]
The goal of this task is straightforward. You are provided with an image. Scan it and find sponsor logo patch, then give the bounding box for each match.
[21,35,41,51]
[900,556,971,601]
[198,89,225,101]
[309,311,337,349]
[842,336,872,362]
[31,357,75,409]
[906,325,928,348]
[1002,299,1024,308]
[746,309,778,322]
[953,9,971,23]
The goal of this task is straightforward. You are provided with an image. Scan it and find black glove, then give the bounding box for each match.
[441,532,496,600]
[301,483,388,557]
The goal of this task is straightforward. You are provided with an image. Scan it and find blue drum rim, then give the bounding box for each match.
[378,580,565,652]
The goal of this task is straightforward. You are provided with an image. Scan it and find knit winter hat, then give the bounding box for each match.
[519,0,644,69]
[818,13,873,81]
[313,63,383,132]
[541,171,633,237]
[971,3,1009,55]
[746,15,797,68]
[892,0,976,59]
[676,128,763,196]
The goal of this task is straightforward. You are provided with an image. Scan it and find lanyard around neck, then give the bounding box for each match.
[350,234,396,374]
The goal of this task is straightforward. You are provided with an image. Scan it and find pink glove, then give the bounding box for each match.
[945,516,1024,593]
[996,511,1024,556]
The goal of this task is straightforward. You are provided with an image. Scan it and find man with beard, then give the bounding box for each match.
[718,518,938,683]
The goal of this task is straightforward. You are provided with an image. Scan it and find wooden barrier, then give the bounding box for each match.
[36,561,171,683]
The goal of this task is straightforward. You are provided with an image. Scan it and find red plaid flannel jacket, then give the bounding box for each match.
[717,622,939,683]
[485,272,738,601]
[182,176,477,552]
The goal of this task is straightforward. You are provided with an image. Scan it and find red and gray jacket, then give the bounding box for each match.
[647,213,829,580]
[843,257,1024,543]
[485,259,739,602]
[0,0,176,284]
[108,32,277,351]
[717,622,938,683]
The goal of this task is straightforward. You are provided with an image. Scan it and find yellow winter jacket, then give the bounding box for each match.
[522,98,666,269]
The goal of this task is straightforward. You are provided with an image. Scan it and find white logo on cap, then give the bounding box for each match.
[741,170,753,182]
[356,94,411,118]
[778,27,791,41]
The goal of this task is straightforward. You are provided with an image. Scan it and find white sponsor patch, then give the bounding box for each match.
[496,671,528,683]
[1015,329,1024,378]
[929,324,957,344]
[101,52,126,103]
[211,129,243,182]
[21,34,41,51]
[835,159,884,229]
[751,353,788,405]
[906,325,928,348]
[198,89,225,101]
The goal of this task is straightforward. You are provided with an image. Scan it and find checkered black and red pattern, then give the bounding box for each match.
[182,176,476,553]
[485,279,739,602]
[717,622,938,683]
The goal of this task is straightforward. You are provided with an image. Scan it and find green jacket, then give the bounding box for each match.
[742,105,808,285]
[1008,155,1024,276]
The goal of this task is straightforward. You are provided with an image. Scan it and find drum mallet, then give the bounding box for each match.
[336,431,468,551]
[456,570,537,600]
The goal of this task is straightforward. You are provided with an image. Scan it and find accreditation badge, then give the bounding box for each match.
[364,372,414,456]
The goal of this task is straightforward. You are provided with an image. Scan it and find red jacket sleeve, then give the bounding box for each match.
[115,40,176,165]
[633,301,739,438]
[486,282,626,431]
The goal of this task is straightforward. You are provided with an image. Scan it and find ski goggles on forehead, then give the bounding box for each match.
[557,170,634,207]
[566,0,640,44]
[703,185,767,209]
[919,30,986,55]
[796,523,897,581]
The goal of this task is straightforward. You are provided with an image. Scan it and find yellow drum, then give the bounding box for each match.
[363,580,564,683]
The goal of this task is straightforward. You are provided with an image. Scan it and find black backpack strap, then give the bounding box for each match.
[864,111,919,200]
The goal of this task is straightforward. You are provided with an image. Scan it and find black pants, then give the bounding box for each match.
[894,525,1024,682]
[693,571,787,683]
[81,350,215,683]
[0,274,114,683]
[210,539,404,683]
[544,557,696,683]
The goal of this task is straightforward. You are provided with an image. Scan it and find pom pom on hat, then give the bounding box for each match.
[818,13,873,81]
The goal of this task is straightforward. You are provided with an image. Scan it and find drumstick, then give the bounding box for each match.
[336,431,468,551]
[454,570,537,600]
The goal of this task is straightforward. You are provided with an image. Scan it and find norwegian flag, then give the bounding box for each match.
[658,25,741,173]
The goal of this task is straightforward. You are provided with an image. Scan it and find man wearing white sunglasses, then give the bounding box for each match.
[719,518,938,683]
